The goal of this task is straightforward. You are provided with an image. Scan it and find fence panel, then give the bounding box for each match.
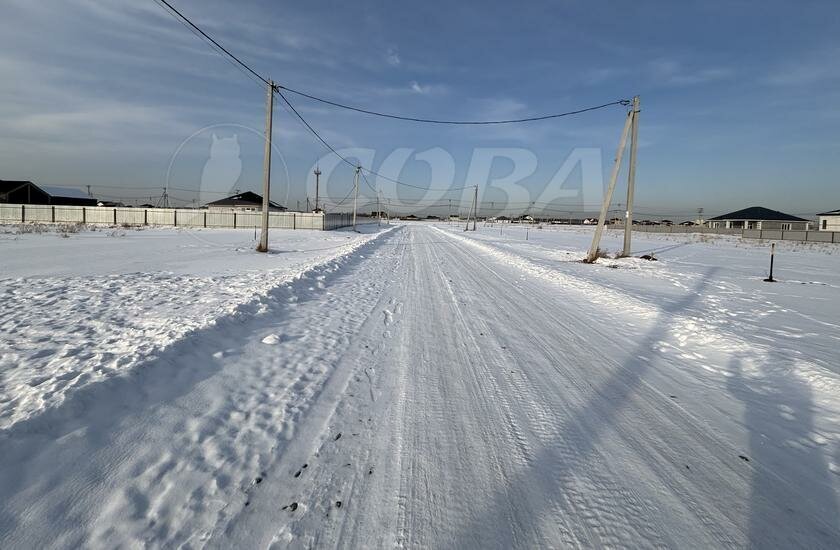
[85,207,116,224]
[235,212,261,228]
[0,204,22,221]
[806,232,834,243]
[268,212,295,229]
[116,208,145,225]
[205,211,234,227]
[175,209,205,227]
[23,205,53,222]
[296,213,322,230]
[54,207,85,223]
[145,209,175,225]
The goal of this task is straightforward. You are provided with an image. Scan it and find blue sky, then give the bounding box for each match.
[1,0,838,217]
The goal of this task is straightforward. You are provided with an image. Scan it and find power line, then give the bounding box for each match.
[152,0,632,196]
[279,85,629,125]
[154,0,269,89]
[156,0,629,124]
[276,89,472,192]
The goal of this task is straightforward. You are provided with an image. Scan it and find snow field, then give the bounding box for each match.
[0,225,389,429]
[0,222,838,548]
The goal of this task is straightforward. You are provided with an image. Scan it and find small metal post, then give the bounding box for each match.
[764,243,776,282]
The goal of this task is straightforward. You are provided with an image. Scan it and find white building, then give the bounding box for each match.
[818,209,840,231]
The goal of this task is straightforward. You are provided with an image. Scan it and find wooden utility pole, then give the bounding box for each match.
[586,107,633,263]
[257,79,274,253]
[314,165,321,212]
[352,166,360,231]
[622,95,640,257]
[377,192,381,227]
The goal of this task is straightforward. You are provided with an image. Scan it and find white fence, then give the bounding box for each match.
[0,203,353,231]
[619,223,838,243]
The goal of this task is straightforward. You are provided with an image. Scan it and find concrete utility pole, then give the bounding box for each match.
[586,106,634,263]
[314,165,321,212]
[257,79,274,253]
[352,165,360,231]
[377,192,381,227]
[386,198,391,225]
[465,185,478,231]
[622,95,640,257]
[472,185,478,230]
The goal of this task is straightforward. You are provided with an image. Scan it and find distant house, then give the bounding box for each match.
[42,186,97,206]
[817,209,840,231]
[0,180,50,204]
[205,191,286,212]
[708,206,809,230]
[679,220,696,226]
[403,214,419,220]
[0,180,97,206]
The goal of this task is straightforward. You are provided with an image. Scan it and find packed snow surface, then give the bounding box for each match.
[1,222,839,548]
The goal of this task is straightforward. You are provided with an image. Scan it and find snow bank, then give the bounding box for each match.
[0,225,390,429]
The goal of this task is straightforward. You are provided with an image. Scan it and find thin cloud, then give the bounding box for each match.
[648,58,732,86]
[386,47,401,66]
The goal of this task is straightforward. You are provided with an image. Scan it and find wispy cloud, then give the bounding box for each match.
[763,47,840,86]
[386,47,401,67]
[648,58,732,86]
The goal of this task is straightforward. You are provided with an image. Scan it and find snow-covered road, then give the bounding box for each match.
[2,224,839,548]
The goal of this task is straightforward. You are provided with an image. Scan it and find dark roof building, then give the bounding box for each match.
[41,185,97,206]
[0,180,51,205]
[205,191,286,211]
[708,206,810,230]
[1,180,97,206]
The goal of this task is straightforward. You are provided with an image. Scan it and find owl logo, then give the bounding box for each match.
[200,133,242,204]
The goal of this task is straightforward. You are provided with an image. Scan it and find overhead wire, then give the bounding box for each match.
[151,0,632,199]
[278,85,629,125]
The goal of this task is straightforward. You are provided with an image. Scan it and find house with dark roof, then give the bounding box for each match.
[204,191,286,212]
[1,180,98,206]
[708,206,810,231]
[0,180,51,204]
[41,185,97,206]
[818,209,840,231]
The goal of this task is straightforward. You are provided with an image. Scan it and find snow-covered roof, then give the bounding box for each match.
[818,209,840,216]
